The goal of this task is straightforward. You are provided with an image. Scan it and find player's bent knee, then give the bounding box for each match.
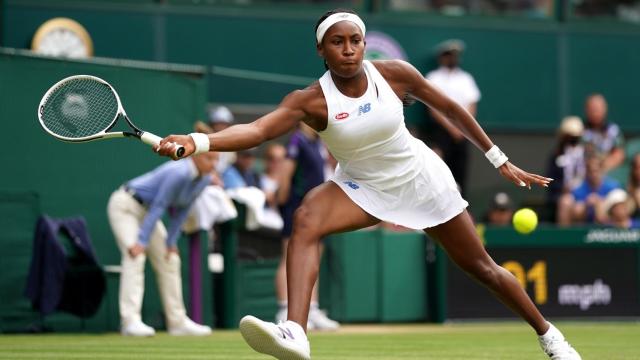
[291,205,323,239]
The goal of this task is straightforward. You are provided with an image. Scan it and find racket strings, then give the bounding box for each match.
[40,78,119,139]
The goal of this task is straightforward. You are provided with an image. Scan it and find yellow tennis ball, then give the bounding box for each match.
[512,208,538,234]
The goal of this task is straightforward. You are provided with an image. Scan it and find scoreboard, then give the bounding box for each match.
[433,226,640,320]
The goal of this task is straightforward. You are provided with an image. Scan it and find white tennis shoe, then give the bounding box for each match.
[538,323,582,360]
[121,320,155,337]
[307,307,340,331]
[168,318,212,336]
[276,306,340,331]
[240,315,310,360]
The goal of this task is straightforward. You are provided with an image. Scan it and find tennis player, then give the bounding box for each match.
[156,9,581,360]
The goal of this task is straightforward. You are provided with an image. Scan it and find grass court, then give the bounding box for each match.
[0,321,638,359]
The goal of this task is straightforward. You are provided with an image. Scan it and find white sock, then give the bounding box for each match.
[278,301,287,310]
[540,322,564,340]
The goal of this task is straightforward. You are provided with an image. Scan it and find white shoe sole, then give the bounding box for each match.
[240,316,310,360]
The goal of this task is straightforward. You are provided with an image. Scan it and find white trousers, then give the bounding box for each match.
[107,188,187,329]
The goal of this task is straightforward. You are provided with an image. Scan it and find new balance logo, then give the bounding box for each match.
[358,103,371,116]
[344,181,359,190]
[278,326,295,340]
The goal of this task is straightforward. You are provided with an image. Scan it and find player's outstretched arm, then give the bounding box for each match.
[386,60,552,189]
[155,91,308,159]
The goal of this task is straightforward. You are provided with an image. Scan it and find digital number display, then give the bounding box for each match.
[445,248,640,319]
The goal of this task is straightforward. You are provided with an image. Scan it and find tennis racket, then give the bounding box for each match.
[38,75,184,157]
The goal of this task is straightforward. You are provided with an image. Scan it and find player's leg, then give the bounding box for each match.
[425,209,547,332]
[240,182,378,360]
[287,181,379,330]
[107,188,153,336]
[276,238,339,331]
[425,210,581,359]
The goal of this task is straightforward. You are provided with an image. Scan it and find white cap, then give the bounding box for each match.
[559,116,584,137]
[603,188,631,214]
[435,39,465,54]
[208,105,234,124]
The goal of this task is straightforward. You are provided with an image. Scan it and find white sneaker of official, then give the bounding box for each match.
[121,320,156,337]
[168,318,212,336]
[307,307,340,331]
[240,315,311,360]
[538,323,582,360]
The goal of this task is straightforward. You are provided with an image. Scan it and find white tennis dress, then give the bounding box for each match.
[318,60,468,229]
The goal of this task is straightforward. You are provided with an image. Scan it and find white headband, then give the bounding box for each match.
[316,12,366,44]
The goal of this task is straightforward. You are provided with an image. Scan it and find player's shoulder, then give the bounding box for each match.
[284,82,323,104]
[282,81,327,122]
[371,59,419,79]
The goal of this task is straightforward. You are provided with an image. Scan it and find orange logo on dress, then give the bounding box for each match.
[335,112,349,120]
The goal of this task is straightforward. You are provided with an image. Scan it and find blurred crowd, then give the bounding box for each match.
[545,94,640,229]
[421,39,640,231]
[481,94,640,230]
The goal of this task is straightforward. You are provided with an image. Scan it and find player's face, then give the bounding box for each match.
[318,21,365,78]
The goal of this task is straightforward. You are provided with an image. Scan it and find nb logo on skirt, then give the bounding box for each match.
[344,181,360,190]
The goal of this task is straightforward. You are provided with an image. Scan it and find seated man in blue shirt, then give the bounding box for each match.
[570,154,621,224]
[107,151,218,337]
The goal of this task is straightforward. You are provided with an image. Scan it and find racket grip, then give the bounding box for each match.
[140,132,185,158]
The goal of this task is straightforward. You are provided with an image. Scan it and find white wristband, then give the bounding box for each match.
[189,133,210,155]
[485,145,509,168]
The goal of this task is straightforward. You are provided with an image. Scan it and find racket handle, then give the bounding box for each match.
[140,132,185,158]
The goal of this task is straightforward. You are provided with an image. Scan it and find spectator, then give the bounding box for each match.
[259,143,287,228]
[425,39,481,196]
[628,153,640,218]
[483,192,514,226]
[107,152,218,337]
[223,147,284,231]
[546,116,586,223]
[195,105,237,174]
[599,188,640,229]
[261,143,287,210]
[222,148,261,189]
[558,154,621,225]
[582,94,625,172]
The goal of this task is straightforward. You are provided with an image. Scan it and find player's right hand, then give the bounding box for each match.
[156,134,195,160]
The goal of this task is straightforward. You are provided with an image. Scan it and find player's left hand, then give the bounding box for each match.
[155,134,195,160]
[498,161,553,189]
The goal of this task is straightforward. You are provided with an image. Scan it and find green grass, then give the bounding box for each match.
[0,322,638,359]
